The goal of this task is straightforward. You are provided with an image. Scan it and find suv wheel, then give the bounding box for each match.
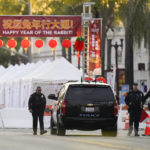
[102,125,117,137]
[51,117,56,135]
[56,122,66,136]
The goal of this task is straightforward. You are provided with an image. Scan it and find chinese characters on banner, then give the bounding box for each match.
[0,16,81,37]
[89,19,102,75]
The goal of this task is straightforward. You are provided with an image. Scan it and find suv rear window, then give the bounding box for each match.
[66,85,115,102]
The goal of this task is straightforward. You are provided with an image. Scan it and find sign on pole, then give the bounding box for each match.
[120,84,129,104]
[89,19,102,75]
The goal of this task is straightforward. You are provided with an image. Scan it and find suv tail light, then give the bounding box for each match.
[114,101,118,116]
[61,100,66,114]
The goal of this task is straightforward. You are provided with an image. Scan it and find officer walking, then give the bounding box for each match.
[28,86,47,135]
[125,83,145,136]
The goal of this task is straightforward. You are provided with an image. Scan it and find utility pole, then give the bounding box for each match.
[28,0,32,63]
[111,39,123,97]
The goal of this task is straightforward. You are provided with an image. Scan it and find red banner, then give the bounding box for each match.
[89,19,102,75]
[0,16,81,37]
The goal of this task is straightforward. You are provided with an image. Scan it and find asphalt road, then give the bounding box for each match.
[0,129,150,150]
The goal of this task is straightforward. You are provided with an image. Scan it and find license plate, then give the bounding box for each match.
[85,107,95,112]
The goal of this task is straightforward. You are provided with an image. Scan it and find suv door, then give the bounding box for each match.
[54,86,66,123]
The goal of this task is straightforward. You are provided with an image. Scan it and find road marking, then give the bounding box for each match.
[44,135,150,150]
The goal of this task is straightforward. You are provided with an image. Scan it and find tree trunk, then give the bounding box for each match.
[125,28,134,90]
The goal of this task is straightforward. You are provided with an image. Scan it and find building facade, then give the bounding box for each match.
[105,26,150,92]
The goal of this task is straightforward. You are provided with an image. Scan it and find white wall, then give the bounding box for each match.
[106,27,125,70]
[106,26,150,91]
[134,40,150,90]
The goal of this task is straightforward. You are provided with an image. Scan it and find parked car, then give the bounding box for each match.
[48,82,118,136]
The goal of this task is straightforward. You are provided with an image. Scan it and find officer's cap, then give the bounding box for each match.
[133,82,138,86]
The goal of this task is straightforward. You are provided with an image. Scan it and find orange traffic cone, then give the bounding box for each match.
[143,115,150,136]
[124,112,129,130]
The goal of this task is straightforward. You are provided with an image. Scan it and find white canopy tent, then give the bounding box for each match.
[0,65,6,75]
[35,57,82,81]
[19,58,82,108]
[0,57,82,108]
[0,62,40,106]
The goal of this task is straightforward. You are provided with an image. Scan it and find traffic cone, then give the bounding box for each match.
[143,115,150,136]
[124,112,129,130]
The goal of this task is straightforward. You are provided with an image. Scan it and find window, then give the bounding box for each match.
[138,63,145,71]
[66,85,115,102]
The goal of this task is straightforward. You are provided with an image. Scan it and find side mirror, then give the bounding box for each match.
[48,94,58,100]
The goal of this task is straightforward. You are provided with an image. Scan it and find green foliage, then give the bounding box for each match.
[76,37,84,41]
[0,0,29,15]
[49,0,87,15]
[119,0,148,45]
[0,36,22,66]
[0,48,10,67]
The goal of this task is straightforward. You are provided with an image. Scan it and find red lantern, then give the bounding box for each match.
[48,39,57,51]
[0,39,3,48]
[7,39,17,55]
[96,77,107,83]
[62,39,71,51]
[35,39,44,53]
[74,37,84,59]
[21,39,30,54]
[7,39,17,49]
[74,37,84,52]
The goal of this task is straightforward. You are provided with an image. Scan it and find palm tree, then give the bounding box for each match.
[119,0,149,89]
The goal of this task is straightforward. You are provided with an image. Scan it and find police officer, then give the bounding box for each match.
[125,83,145,136]
[28,86,47,135]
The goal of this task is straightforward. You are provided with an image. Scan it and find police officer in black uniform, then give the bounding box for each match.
[125,83,145,136]
[28,86,47,135]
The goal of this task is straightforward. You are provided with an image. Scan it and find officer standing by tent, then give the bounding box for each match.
[28,86,47,135]
[125,83,145,136]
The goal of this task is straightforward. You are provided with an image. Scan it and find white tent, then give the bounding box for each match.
[35,57,82,81]
[19,58,82,108]
[0,66,6,75]
[0,61,42,106]
[0,57,82,108]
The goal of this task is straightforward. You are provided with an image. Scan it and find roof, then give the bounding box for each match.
[63,81,110,88]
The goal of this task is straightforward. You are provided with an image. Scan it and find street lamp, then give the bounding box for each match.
[111,39,123,97]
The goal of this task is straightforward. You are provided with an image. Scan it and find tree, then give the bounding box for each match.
[119,0,148,89]
[0,48,10,67]
[0,0,53,15]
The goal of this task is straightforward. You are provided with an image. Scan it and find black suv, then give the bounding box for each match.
[48,82,118,136]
